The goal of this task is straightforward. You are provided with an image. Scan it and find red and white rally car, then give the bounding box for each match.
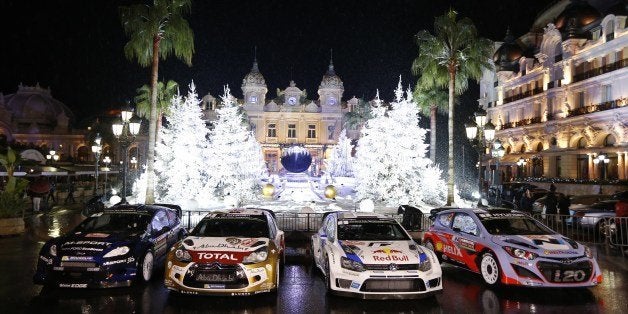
[424,208,602,287]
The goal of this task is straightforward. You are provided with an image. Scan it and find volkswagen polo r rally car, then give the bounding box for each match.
[34,204,186,288]
[423,208,602,287]
[164,208,285,296]
[311,211,442,299]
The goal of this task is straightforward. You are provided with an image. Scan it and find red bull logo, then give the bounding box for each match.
[372,248,408,262]
[372,248,403,255]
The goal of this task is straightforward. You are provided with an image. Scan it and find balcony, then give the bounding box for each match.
[499,116,543,130]
[572,58,628,83]
[502,87,544,104]
[567,98,626,117]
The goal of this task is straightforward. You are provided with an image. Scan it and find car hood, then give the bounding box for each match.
[182,236,269,264]
[339,240,421,264]
[493,234,583,257]
[58,232,138,257]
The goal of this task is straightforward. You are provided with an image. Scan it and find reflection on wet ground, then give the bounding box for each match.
[1,208,627,313]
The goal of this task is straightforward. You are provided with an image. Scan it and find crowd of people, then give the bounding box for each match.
[26,177,80,212]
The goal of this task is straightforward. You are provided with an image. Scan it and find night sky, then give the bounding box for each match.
[1,0,556,123]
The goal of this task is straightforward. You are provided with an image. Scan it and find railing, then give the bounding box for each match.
[572,58,628,83]
[503,87,545,104]
[568,98,624,117]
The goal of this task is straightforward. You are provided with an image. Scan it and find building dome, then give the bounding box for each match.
[2,83,74,132]
[242,60,266,88]
[319,60,344,90]
[493,29,523,72]
[555,0,601,37]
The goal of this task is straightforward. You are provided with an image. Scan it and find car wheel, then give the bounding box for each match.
[596,220,609,239]
[424,240,442,263]
[479,252,501,286]
[324,258,332,291]
[139,251,154,282]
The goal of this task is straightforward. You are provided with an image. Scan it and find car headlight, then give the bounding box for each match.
[418,255,432,271]
[341,256,365,272]
[49,244,57,257]
[175,247,192,262]
[503,246,537,260]
[242,246,269,264]
[584,246,592,258]
[103,246,130,258]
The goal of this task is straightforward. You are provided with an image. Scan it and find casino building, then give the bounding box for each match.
[478,0,628,189]
[201,59,359,174]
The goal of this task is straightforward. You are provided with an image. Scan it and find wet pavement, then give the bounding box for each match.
[1,206,628,313]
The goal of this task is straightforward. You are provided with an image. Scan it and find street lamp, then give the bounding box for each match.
[491,139,505,203]
[112,106,141,203]
[593,153,610,180]
[465,108,495,207]
[47,149,59,165]
[103,155,111,194]
[91,133,102,194]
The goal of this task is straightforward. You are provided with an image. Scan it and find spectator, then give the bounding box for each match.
[47,181,56,204]
[65,180,76,204]
[545,184,558,228]
[558,194,571,229]
[519,189,534,213]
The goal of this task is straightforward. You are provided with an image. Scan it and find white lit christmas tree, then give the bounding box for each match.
[327,128,355,177]
[353,79,446,207]
[205,86,267,205]
[153,82,210,204]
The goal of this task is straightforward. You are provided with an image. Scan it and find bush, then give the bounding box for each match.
[0,191,26,219]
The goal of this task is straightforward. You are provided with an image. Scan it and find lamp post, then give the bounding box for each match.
[491,139,505,205]
[102,155,111,194]
[112,105,141,203]
[465,108,495,207]
[91,133,102,194]
[593,153,610,180]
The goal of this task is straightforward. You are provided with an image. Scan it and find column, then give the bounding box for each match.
[618,152,624,180]
[588,154,594,180]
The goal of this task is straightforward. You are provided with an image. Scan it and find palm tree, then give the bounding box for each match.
[119,0,194,204]
[412,10,493,205]
[135,80,179,144]
[413,84,448,163]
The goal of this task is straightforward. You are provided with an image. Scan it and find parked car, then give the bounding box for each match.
[531,190,565,214]
[164,208,285,296]
[311,211,442,299]
[34,204,186,288]
[572,200,619,236]
[423,208,602,287]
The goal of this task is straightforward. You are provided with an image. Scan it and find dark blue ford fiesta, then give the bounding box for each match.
[34,204,186,288]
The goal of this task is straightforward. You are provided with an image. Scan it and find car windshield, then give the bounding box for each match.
[480,217,554,235]
[337,221,410,241]
[76,213,151,234]
[192,217,269,238]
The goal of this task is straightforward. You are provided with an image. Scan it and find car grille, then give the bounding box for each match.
[363,264,419,271]
[182,263,249,289]
[536,260,593,283]
[360,279,425,292]
[60,262,97,268]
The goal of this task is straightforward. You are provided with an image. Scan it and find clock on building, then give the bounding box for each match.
[328,97,336,105]
[288,96,297,105]
[250,95,257,103]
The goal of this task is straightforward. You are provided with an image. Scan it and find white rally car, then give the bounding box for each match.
[311,212,442,299]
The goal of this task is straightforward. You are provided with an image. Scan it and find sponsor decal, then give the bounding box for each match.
[102,257,134,266]
[455,237,476,251]
[368,242,392,247]
[180,290,199,295]
[63,241,110,246]
[39,256,53,265]
[442,245,463,257]
[372,248,409,262]
[62,256,94,261]
[204,284,226,289]
[63,247,103,252]
[171,265,185,272]
[191,251,248,264]
[350,281,361,289]
[543,250,578,255]
[435,242,443,252]
[86,233,110,238]
[260,282,274,289]
[87,267,100,272]
[343,241,366,246]
[226,238,241,245]
[59,283,88,288]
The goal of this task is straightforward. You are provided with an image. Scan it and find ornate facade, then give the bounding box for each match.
[479,0,628,184]
[202,59,358,174]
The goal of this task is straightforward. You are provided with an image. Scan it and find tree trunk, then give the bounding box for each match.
[155,113,163,145]
[430,105,437,163]
[144,37,160,204]
[447,68,456,205]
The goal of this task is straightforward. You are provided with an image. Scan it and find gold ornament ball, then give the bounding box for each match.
[262,183,275,197]
[324,185,337,199]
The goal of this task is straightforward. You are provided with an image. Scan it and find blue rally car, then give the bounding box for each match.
[34,204,186,288]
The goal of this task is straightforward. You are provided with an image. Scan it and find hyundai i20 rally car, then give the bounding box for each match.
[311,212,442,299]
[34,204,186,288]
[423,208,602,287]
[164,208,285,296]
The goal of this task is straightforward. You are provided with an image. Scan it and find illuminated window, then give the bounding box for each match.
[307,124,316,138]
[287,124,297,138]
[267,123,277,138]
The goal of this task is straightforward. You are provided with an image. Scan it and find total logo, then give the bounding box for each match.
[196,252,238,261]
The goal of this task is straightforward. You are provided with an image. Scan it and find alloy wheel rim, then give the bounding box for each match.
[481,256,498,284]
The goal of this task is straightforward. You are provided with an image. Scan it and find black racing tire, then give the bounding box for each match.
[479,252,501,287]
[324,258,332,292]
[138,251,154,283]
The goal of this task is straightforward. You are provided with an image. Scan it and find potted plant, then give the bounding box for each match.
[0,147,29,235]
